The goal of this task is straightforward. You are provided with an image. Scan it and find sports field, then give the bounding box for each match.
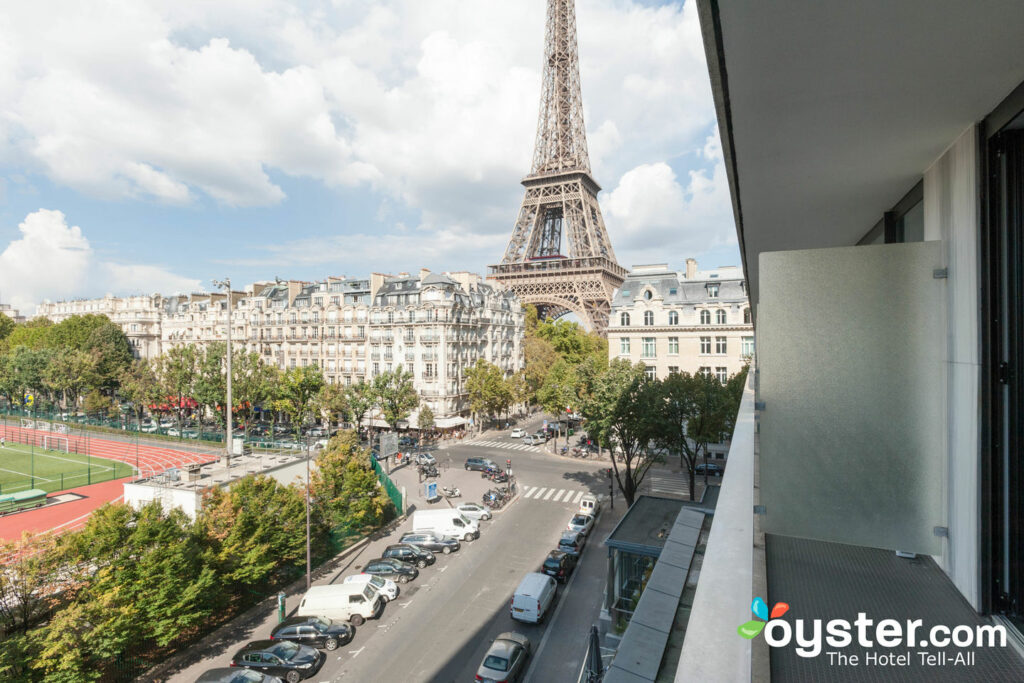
[0,442,135,495]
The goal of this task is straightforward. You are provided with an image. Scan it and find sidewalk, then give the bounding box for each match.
[526,500,626,681]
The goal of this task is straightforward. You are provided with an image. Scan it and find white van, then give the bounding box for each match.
[411,509,480,542]
[342,573,400,602]
[296,583,385,626]
[510,572,557,624]
[577,493,602,517]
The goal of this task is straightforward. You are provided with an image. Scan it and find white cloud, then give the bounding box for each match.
[605,129,736,266]
[0,210,200,314]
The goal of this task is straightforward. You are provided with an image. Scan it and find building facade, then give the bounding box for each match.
[36,294,165,358]
[607,259,753,382]
[38,270,525,426]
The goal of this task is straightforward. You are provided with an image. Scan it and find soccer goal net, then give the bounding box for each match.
[43,435,70,453]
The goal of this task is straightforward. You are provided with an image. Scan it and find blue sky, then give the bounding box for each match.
[0,0,739,314]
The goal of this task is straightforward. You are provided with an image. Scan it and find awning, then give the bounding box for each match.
[366,418,409,429]
[434,416,467,429]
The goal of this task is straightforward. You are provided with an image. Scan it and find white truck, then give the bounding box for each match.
[296,583,385,626]
[411,509,480,542]
[577,493,602,517]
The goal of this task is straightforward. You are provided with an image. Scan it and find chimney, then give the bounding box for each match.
[685,258,698,280]
[419,268,431,282]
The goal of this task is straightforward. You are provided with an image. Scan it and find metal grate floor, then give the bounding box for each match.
[766,534,1024,682]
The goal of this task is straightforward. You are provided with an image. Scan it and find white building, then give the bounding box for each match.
[36,294,166,358]
[607,259,753,382]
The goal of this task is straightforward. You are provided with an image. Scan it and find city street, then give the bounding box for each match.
[166,430,612,683]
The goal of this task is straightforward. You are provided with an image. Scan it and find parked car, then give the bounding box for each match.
[532,430,551,442]
[399,436,417,447]
[140,423,158,433]
[541,550,578,584]
[381,543,436,568]
[229,640,324,682]
[567,513,595,537]
[523,435,542,446]
[195,668,282,683]
[166,428,180,437]
[456,502,492,521]
[465,456,497,472]
[342,573,400,601]
[557,530,585,557]
[695,462,724,476]
[399,531,461,555]
[362,558,419,583]
[269,616,353,651]
[415,452,437,467]
[509,427,526,438]
[476,632,531,683]
[510,573,557,623]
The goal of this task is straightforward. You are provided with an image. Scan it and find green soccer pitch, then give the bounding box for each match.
[0,443,135,495]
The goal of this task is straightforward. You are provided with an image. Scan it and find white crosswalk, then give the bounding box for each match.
[464,439,540,452]
[647,470,692,498]
[520,486,586,505]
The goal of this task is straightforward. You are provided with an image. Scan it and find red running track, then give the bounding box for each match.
[0,426,218,543]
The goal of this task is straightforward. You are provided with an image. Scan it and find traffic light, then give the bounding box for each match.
[606,467,613,478]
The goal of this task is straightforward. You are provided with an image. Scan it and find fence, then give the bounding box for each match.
[370,456,404,515]
[0,404,228,444]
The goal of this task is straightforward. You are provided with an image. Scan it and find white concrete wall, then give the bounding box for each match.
[923,124,981,609]
[123,482,202,519]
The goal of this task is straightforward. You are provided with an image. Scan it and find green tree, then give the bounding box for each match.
[607,374,661,506]
[317,382,350,432]
[193,343,227,427]
[199,475,325,590]
[83,321,134,391]
[154,345,199,434]
[535,318,606,365]
[0,311,15,341]
[536,358,578,447]
[118,359,161,424]
[45,349,96,411]
[232,350,278,438]
[48,314,111,351]
[7,345,52,409]
[345,380,376,434]
[278,365,326,437]
[464,359,511,432]
[651,372,704,500]
[0,533,66,635]
[310,431,394,532]
[505,371,530,416]
[417,404,435,440]
[523,335,559,401]
[82,388,115,418]
[5,318,54,350]
[371,366,418,430]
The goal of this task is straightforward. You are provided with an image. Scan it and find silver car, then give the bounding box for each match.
[477,632,531,683]
[457,502,492,521]
[567,513,595,537]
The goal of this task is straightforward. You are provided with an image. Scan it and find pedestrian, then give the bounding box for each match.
[0,436,5,448]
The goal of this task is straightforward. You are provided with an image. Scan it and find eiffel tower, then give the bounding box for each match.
[487,0,626,335]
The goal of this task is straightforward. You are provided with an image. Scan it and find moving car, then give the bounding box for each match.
[523,435,542,446]
[476,632,531,683]
[456,502,492,521]
[541,549,578,584]
[229,640,324,683]
[567,513,595,537]
[269,616,353,651]
[557,530,585,557]
[695,462,724,476]
[342,573,400,601]
[362,558,419,583]
[465,456,497,472]
[381,543,436,568]
[509,427,526,438]
[195,669,282,683]
[399,531,461,554]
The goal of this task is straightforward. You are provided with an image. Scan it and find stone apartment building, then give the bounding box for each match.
[37,270,525,427]
[607,259,753,382]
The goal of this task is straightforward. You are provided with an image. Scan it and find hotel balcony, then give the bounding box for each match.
[599,3,1024,682]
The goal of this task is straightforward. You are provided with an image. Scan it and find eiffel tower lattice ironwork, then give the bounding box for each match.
[487,0,626,335]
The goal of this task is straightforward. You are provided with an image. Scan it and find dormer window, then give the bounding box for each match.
[707,284,719,298]
[643,290,653,300]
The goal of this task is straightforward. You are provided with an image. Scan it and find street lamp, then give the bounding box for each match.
[212,278,233,466]
[305,432,312,589]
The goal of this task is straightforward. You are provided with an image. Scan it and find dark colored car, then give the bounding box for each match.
[269,615,353,651]
[195,668,282,683]
[381,543,436,568]
[230,640,324,683]
[557,530,585,557]
[399,532,461,554]
[541,550,578,584]
[363,558,420,583]
[695,462,724,476]
[465,456,497,472]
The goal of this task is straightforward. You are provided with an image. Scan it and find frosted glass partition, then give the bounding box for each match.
[759,242,945,555]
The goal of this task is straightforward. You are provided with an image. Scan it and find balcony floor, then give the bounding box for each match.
[767,534,1024,682]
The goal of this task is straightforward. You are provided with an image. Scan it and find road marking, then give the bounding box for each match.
[399,600,412,609]
[552,489,566,502]
[438,565,448,573]
[573,490,583,504]
[530,487,545,499]
[524,486,537,497]
[348,647,364,658]
[543,488,555,500]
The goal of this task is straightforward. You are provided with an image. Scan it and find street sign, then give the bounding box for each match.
[380,432,399,458]
[425,481,438,500]
[543,419,548,427]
